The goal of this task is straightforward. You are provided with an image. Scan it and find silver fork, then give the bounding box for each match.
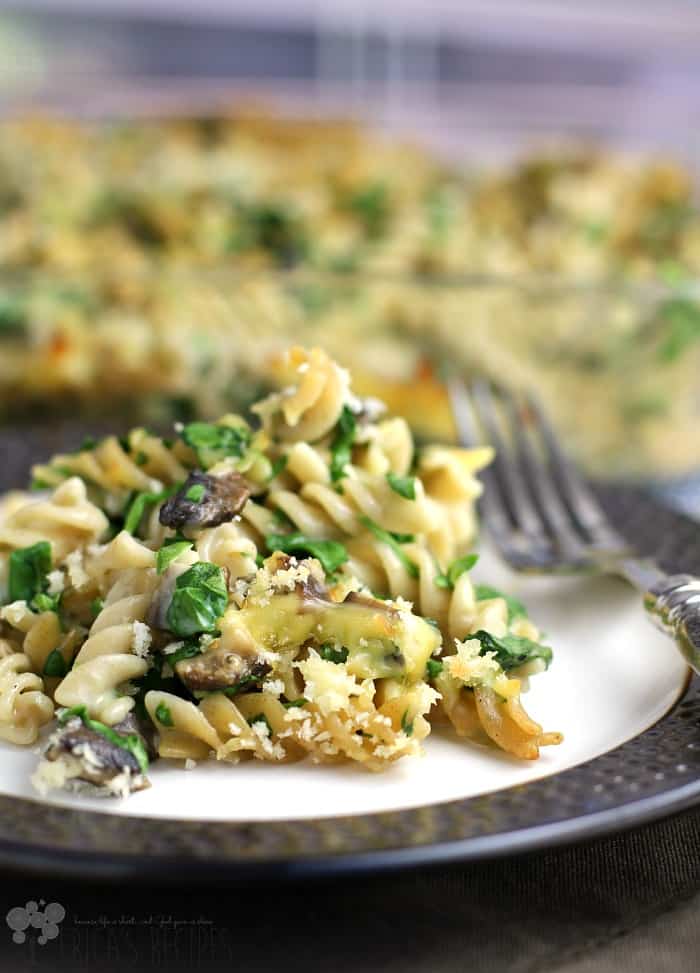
[448,376,700,676]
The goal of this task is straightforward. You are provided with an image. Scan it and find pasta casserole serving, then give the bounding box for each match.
[0,347,561,799]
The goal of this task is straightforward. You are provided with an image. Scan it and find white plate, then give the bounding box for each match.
[0,541,688,822]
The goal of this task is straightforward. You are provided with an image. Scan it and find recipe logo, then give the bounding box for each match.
[6,900,66,945]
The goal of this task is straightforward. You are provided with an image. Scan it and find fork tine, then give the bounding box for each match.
[501,387,590,559]
[468,379,552,546]
[525,393,628,550]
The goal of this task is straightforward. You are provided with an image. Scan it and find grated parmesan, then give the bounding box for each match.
[46,570,65,595]
[131,621,152,658]
[65,549,89,589]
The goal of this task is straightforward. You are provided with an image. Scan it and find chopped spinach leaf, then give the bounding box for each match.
[220,673,264,697]
[473,585,527,623]
[358,516,419,579]
[400,710,414,737]
[165,562,228,638]
[345,183,390,239]
[582,220,608,244]
[124,484,178,536]
[0,294,27,335]
[90,598,104,618]
[386,472,416,500]
[155,701,174,727]
[329,406,356,482]
[265,531,348,575]
[133,667,184,720]
[229,202,308,265]
[289,282,333,316]
[31,591,61,615]
[165,638,204,668]
[184,483,205,503]
[434,553,479,589]
[425,658,444,680]
[472,629,552,671]
[269,455,288,480]
[640,200,694,254]
[8,541,52,604]
[319,644,349,665]
[247,712,273,737]
[283,697,308,708]
[43,647,68,678]
[272,507,293,527]
[622,394,670,423]
[656,297,700,362]
[181,421,251,468]
[156,541,193,575]
[425,184,454,240]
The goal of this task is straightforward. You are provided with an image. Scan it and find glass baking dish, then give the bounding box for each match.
[1,263,699,483]
[0,81,699,490]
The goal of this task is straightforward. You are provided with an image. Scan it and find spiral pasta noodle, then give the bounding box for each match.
[0,478,109,561]
[0,345,561,800]
[0,641,54,745]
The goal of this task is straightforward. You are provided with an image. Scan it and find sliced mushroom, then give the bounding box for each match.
[36,711,156,797]
[159,471,251,531]
[146,564,184,630]
[344,590,400,619]
[175,643,270,694]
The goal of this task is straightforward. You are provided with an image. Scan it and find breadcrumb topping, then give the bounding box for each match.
[131,621,152,658]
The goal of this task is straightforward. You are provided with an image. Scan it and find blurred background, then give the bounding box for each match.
[3,0,700,155]
[0,0,699,514]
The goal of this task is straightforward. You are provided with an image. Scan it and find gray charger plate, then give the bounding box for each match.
[0,423,698,882]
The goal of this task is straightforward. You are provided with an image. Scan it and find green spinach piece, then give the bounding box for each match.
[425,658,444,680]
[434,553,479,589]
[43,648,69,678]
[472,629,552,671]
[165,562,228,638]
[386,472,416,500]
[358,516,419,579]
[124,484,178,536]
[329,406,357,482]
[156,541,193,575]
[473,585,527,623]
[181,422,251,468]
[265,531,348,576]
[8,541,52,604]
[155,701,174,727]
[319,644,349,665]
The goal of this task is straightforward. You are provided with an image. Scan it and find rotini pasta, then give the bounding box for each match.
[0,641,54,745]
[1,346,561,799]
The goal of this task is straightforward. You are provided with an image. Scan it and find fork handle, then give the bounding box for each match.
[643,574,700,673]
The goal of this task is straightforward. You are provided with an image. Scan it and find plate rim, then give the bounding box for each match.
[0,732,698,884]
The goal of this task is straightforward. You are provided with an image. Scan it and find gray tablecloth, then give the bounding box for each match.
[0,805,697,973]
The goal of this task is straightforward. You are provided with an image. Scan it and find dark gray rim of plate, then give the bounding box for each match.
[0,462,699,881]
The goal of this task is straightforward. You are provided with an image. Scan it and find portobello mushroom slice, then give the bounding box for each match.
[32,711,156,798]
[175,642,270,694]
[159,471,251,531]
